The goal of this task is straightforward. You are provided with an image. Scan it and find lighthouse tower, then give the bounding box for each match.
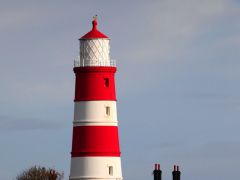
[70,16,123,180]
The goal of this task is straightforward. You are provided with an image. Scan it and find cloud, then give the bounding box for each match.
[182,91,230,99]
[185,141,240,168]
[114,0,240,95]
[0,1,70,30]
[120,0,237,61]
[180,91,240,111]
[0,115,63,131]
[199,141,240,158]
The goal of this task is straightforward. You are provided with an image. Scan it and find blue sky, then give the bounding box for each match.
[0,0,240,179]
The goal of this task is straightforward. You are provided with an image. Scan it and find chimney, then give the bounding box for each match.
[153,163,162,180]
[172,165,181,180]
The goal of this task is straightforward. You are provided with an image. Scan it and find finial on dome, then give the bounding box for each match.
[92,15,98,30]
[80,15,109,39]
[93,15,97,21]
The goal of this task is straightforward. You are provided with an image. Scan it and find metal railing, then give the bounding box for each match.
[74,58,116,67]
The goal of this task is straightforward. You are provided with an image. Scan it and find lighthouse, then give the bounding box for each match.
[70,16,123,180]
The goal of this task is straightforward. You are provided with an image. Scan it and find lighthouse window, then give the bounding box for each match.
[109,166,113,176]
[106,106,110,116]
[104,78,109,87]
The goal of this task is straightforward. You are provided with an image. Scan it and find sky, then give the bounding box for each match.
[0,0,240,179]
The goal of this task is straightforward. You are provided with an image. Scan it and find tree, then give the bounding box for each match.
[16,166,64,180]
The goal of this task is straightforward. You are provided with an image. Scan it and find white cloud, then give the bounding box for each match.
[115,0,240,95]
[0,1,71,30]
[116,0,239,63]
[0,115,63,131]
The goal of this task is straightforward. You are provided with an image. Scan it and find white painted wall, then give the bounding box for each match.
[73,101,118,126]
[70,157,122,180]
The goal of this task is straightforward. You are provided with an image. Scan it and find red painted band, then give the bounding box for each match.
[74,67,116,73]
[71,126,120,157]
[74,67,117,101]
[71,152,120,157]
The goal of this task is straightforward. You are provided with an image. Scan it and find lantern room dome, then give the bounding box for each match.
[80,17,109,39]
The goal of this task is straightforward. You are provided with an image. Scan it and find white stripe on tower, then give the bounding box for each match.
[69,16,123,180]
[70,157,122,179]
[73,101,118,126]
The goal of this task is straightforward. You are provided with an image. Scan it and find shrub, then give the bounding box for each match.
[16,166,64,180]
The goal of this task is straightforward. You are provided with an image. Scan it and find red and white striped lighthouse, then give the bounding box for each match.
[70,16,123,180]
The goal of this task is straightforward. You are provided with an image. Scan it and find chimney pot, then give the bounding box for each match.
[174,165,176,171]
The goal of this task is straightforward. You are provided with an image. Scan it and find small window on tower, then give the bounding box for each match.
[104,78,109,87]
[109,166,113,176]
[106,106,110,116]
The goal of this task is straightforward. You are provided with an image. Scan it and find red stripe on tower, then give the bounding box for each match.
[70,15,123,180]
[74,67,117,101]
[71,126,120,157]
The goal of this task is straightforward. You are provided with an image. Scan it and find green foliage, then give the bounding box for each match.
[16,166,64,180]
